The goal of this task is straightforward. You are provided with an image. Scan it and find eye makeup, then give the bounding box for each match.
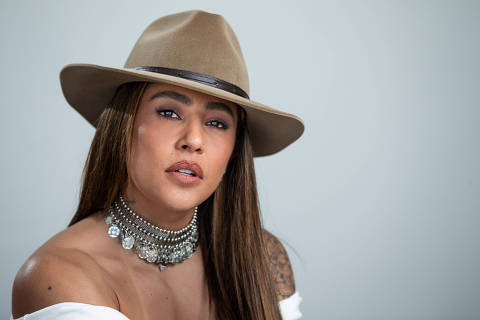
[155,107,230,130]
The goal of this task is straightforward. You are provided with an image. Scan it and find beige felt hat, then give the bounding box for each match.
[59,9,304,157]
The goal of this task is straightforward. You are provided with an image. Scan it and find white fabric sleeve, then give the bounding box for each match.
[12,292,303,319]
[278,291,303,319]
[10,302,130,320]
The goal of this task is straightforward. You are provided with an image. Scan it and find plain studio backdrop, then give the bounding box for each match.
[1,1,479,319]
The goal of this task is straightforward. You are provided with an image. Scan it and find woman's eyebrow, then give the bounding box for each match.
[205,101,234,119]
[149,90,192,105]
[150,90,234,119]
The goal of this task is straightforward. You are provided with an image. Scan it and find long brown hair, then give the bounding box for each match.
[68,81,282,319]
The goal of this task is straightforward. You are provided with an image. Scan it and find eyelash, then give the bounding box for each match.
[155,109,229,130]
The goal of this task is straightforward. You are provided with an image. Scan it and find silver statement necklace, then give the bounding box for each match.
[104,193,199,271]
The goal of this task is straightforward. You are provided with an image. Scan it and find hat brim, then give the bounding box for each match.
[59,63,304,157]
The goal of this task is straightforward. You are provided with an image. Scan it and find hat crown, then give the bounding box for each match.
[124,10,250,95]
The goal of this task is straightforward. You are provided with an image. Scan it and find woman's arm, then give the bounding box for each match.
[263,229,296,300]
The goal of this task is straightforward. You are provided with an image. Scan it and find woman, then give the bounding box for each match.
[11,9,304,320]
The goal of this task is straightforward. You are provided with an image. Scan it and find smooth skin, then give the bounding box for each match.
[11,83,295,320]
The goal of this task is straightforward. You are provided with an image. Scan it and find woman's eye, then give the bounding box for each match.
[156,108,228,130]
[207,120,229,130]
[156,109,180,119]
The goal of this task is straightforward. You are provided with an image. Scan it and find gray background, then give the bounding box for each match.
[1,0,479,319]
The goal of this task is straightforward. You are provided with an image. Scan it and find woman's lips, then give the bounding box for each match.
[165,160,204,179]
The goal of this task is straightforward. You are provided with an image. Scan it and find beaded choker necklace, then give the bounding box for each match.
[104,193,199,271]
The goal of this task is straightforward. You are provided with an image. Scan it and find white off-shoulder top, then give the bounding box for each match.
[11,291,302,319]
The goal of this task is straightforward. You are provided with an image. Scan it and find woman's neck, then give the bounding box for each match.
[121,188,195,231]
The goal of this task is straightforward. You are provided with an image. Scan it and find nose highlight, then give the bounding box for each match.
[177,117,204,153]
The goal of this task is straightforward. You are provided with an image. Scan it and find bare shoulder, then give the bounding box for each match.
[11,214,118,318]
[262,229,296,300]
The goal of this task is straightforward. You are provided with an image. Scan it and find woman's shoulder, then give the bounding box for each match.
[11,211,119,318]
[262,229,296,301]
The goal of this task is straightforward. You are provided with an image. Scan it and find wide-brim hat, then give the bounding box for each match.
[59,10,304,157]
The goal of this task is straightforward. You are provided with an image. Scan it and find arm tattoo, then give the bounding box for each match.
[263,230,296,300]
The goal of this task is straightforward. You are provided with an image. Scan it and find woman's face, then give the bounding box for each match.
[125,82,238,213]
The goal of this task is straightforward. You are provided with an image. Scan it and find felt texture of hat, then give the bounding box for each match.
[59,9,304,157]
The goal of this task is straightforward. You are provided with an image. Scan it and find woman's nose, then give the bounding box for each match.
[177,117,205,153]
